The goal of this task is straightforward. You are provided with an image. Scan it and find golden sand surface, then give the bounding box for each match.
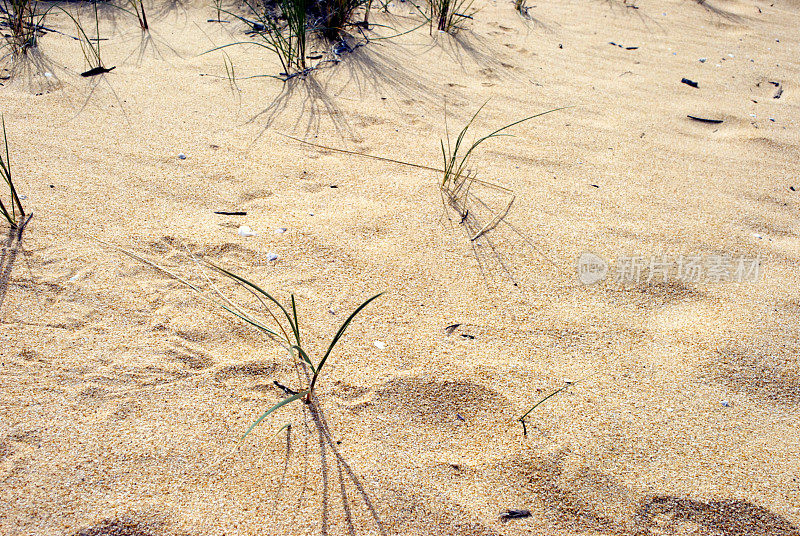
[1,0,799,534]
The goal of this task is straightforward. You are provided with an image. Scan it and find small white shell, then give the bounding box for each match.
[266,253,279,261]
[238,225,257,237]
[274,227,287,234]
[177,153,187,160]
[374,341,387,349]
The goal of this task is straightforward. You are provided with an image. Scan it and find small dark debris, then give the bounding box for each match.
[252,22,266,31]
[774,87,783,98]
[558,43,563,49]
[609,42,638,50]
[681,77,699,88]
[308,54,323,60]
[81,66,115,77]
[500,509,531,522]
[330,185,338,188]
[214,211,247,216]
[444,323,461,335]
[456,413,465,421]
[590,184,599,188]
[790,186,796,191]
[273,380,298,396]
[49,184,54,188]
[460,333,475,340]
[687,115,723,124]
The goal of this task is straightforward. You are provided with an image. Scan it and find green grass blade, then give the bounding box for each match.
[207,262,296,330]
[518,382,571,422]
[220,304,281,338]
[316,293,383,374]
[290,344,316,372]
[241,390,308,440]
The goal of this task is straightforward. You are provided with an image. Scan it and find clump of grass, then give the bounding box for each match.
[0,115,27,231]
[101,240,383,440]
[209,264,382,427]
[439,102,563,239]
[209,0,309,79]
[429,0,475,33]
[317,0,367,40]
[0,0,46,56]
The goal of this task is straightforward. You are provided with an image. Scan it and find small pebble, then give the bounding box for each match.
[178,153,187,160]
[69,275,80,282]
[721,400,731,407]
[699,58,707,63]
[274,227,287,234]
[374,341,387,349]
[266,253,278,261]
[238,225,257,237]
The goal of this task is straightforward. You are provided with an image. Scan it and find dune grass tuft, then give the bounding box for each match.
[0,0,47,57]
[207,0,376,79]
[429,0,475,33]
[317,0,368,40]
[98,239,383,442]
[207,0,309,79]
[439,102,565,239]
[207,263,382,427]
[0,115,27,231]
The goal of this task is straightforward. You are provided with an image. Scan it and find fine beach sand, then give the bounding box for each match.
[1,0,799,534]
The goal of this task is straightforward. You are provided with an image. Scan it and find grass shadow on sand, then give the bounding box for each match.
[246,74,351,142]
[239,362,386,534]
[0,220,32,314]
[306,397,387,535]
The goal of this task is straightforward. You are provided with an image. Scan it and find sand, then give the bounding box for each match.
[1,0,799,534]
